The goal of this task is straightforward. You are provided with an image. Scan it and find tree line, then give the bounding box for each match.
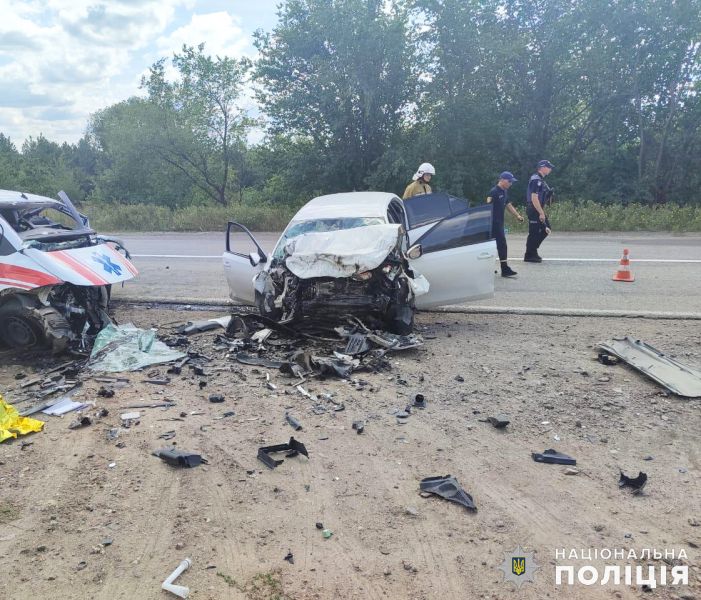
[1,0,699,212]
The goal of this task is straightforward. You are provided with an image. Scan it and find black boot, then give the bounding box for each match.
[523,253,543,263]
[501,264,518,277]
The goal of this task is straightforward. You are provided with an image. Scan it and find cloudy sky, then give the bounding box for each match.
[0,0,279,146]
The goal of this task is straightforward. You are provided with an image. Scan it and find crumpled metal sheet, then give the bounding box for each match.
[599,336,701,398]
[284,224,402,279]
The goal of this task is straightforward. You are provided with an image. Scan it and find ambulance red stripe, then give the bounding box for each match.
[0,263,61,287]
[51,251,107,285]
[0,278,35,290]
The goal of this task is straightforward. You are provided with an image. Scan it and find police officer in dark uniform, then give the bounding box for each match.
[524,159,554,262]
[486,171,523,277]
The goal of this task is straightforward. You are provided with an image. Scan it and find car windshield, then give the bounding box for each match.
[273,217,385,258]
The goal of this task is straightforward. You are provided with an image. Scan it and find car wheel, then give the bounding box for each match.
[0,303,46,348]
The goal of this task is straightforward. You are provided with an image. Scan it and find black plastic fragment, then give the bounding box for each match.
[413,394,426,409]
[344,333,370,356]
[209,394,225,403]
[618,470,647,492]
[486,414,510,429]
[352,420,365,434]
[257,437,309,470]
[598,351,620,366]
[153,447,208,468]
[420,475,476,511]
[532,449,577,465]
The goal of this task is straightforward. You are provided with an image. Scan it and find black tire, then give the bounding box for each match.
[0,302,46,348]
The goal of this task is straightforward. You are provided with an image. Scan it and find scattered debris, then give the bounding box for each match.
[283,550,294,564]
[97,386,115,398]
[322,529,333,539]
[143,378,170,386]
[176,319,224,335]
[597,351,620,366]
[162,558,192,599]
[599,337,701,397]
[153,448,207,468]
[257,437,309,470]
[419,475,476,512]
[68,415,92,429]
[395,410,410,425]
[208,394,225,403]
[532,449,577,466]
[352,420,365,434]
[564,467,579,475]
[42,396,89,416]
[158,431,176,441]
[285,412,303,431]
[482,414,510,429]
[412,394,426,409]
[619,471,648,493]
[120,411,140,424]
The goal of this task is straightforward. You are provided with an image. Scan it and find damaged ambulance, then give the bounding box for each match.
[223,191,496,334]
[0,189,137,351]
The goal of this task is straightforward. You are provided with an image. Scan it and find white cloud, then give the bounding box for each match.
[0,0,249,145]
[156,12,250,61]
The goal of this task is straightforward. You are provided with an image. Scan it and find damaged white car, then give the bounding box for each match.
[0,189,138,351]
[223,191,496,333]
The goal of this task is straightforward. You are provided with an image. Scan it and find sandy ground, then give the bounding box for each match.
[0,305,699,600]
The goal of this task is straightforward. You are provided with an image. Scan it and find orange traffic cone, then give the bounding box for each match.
[612,248,635,282]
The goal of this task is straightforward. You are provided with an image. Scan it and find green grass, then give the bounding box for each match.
[83,202,297,232]
[82,200,701,232]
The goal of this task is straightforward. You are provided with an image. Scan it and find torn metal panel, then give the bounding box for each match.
[599,337,701,398]
[284,224,403,279]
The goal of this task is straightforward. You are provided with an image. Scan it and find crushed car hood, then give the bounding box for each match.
[24,243,138,286]
[284,224,402,279]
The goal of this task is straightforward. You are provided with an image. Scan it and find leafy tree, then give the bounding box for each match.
[254,0,414,192]
[141,44,254,205]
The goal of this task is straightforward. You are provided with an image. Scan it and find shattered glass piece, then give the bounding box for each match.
[88,324,186,372]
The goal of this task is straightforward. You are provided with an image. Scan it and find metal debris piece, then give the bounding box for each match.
[285,412,303,431]
[257,437,309,470]
[420,475,476,511]
[599,337,701,398]
[235,353,283,369]
[532,449,576,465]
[153,448,207,468]
[618,470,648,493]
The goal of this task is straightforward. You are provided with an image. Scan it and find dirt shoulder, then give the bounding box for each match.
[1,306,699,599]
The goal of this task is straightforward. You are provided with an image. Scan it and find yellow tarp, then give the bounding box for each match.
[0,394,44,442]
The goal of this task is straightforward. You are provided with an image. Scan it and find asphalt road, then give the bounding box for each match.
[111,231,701,314]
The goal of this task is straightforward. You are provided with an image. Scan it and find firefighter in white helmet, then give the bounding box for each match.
[402,162,435,199]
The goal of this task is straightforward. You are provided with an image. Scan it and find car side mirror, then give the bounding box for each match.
[406,244,422,260]
[249,251,267,267]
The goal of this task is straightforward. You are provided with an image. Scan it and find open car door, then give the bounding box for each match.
[407,204,496,308]
[222,222,267,305]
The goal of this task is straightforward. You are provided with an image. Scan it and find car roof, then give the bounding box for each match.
[291,191,400,221]
[0,189,62,211]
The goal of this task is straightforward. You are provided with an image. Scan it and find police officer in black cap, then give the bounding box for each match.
[486,171,523,277]
[524,159,554,262]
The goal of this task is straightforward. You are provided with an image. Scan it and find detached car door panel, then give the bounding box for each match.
[410,205,496,308]
[222,222,267,305]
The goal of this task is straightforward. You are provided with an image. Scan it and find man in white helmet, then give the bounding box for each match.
[402,162,435,199]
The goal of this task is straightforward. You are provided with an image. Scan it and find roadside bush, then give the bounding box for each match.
[83,200,701,232]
